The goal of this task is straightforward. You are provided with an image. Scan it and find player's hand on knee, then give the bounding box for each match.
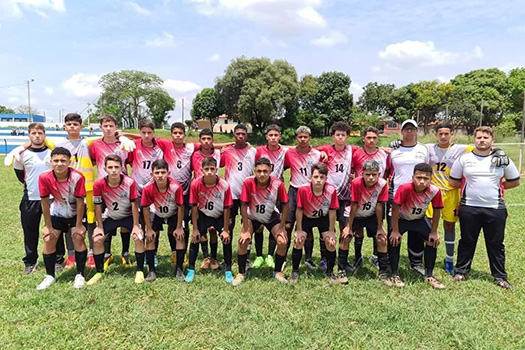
[191,230,200,244]
[239,231,251,245]
[324,231,336,248]
[145,229,156,243]
[341,226,353,241]
[294,230,307,245]
[131,225,143,241]
[173,227,184,241]
[389,230,401,247]
[72,225,86,239]
[42,226,58,243]
[220,230,230,244]
[93,227,105,243]
[428,231,440,248]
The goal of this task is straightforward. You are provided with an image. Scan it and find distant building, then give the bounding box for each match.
[213,114,252,133]
[0,113,46,123]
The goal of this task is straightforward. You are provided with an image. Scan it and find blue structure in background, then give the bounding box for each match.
[0,113,46,122]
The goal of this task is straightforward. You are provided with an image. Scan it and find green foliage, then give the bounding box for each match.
[358,82,397,117]
[493,114,519,142]
[190,88,223,127]
[0,105,15,114]
[350,107,385,134]
[507,68,525,113]
[411,80,453,133]
[146,88,175,129]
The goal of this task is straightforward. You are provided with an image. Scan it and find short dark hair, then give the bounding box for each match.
[434,122,453,132]
[234,124,248,133]
[51,147,71,159]
[152,159,168,171]
[202,156,217,168]
[413,163,433,175]
[199,128,213,138]
[330,121,351,135]
[265,124,281,134]
[100,114,117,125]
[139,119,155,130]
[362,126,379,137]
[28,122,45,133]
[170,122,186,133]
[104,154,122,166]
[474,126,494,138]
[255,157,272,168]
[362,160,380,172]
[311,162,328,176]
[64,113,82,124]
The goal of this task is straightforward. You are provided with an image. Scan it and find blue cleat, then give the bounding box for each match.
[225,271,233,283]
[444,259,454,275]
[185,269,195,283]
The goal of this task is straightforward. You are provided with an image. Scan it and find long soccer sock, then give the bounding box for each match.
[238,254,248,274]
[304,237,314,261]
[268,233,276,256]
[75,249,87,276]
[135,252,145,272]
[354,236,363,262]
[87,223,95,253]
[43,252,56,278]
[94,253,105,273]
[176,249,185,271]
[121,232,131,255]
[444,231,455,263]
[201,239,209,259]
[377,252,389,275]
[65,230,75,257]
[338,248,348,271]
[223,243,232,271]
[373,239,378,257]
[255,232,264,257]
[319,238,327,260]
[326,250,336,275]
[210,242,217,260]
[424,244,437,278]
[274,254,286,272]
[188,243,199,270]
[104,232,113,257]
[292,248,302,272]
[146,250,156,272]
[154,232,161,253]
[408,233,424,267]
[168,233,177,253]
[388,243,401,276]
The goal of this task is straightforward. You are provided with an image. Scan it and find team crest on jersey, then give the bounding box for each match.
[322,199,329,206]
[119,191,127,198]
[168,195,174,202]
[307,159,314,165]
[266,194,273,200]
[114,149,121,155]
[424,198,430,204]
[215,192,222,199]
[372,190,379,198]
[152,151,158,157]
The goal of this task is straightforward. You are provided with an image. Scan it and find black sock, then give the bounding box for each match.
[104,233,113,255]
[388,242,400,276]
[75,250,87,276]
[304,236,313,260]
[274,253,286,272]
[154,231,161,253]
[373,239,378,256]
[424,244,437,278]
[238,253,247,274]
[135,252,145,272]
[223,243,232,271]
[268,233,276,256]
[188,243,199,270]
[87,223,95,252]
[121,232,131,255]
[319,238,326,260]
[247,245,251,261]
[338,248,348,271]
[292,248,302,272]
[255,232,264,257]
[377,252,389,275]
[354,236,363,262]
[146,250,156,272]
[43,252,56,277]
[210,242,218,260]
[326,250,336,275]
[408,232,424,267]
[200,239,209,259]
[167,232,177,252]
[176,249,185,271]
[94,253,105,273]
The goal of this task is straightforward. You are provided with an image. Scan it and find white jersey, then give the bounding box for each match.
[450,152,520,209]
[389,143,429,197]
[427,143,472,191]
[14,147,52,201]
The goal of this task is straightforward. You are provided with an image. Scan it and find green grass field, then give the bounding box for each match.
[1,149,524,349]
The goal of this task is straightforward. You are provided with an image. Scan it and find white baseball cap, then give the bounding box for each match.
[401,119,418,129]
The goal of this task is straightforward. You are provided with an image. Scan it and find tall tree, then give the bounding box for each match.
[146,88,175,129]
[507,67,525,114]
[191,88,223,127]
[411,80,453,133]
[358,82,397,117]
[0,105,16,114]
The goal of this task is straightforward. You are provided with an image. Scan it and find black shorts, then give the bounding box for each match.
[231,199,241,217]
[352,215,378,237]
[51,216,78,233]
[286,186,299,223]
[183,193,191,221]
[390,217,431,241]
[152,214,178,232]
[252,212,281,233]
[103,216,134,234]
[197,212,225,236]
[302,216,330,237]
[336,198,349,224]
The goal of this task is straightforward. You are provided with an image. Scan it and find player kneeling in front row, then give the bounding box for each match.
[88,155,143,285]
[141,160,186,282]
[187,157,233,283]
[389,163,444,289]
[341,160,390,285]
[291,163,339,284]
[37,147,87,290]
[234,157,290,286]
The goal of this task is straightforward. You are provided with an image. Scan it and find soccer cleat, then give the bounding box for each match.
[252,256,265,269]
[170,252,177,266]
[289,271,299,284]
[200,257,211,270]
[232,273,245,286]
[73,274,86,289]
[209,257,219,270]
[443,259,454,275]
[225,271,233,284]
[353,257,363,270]
[55,263,63,272]
[319,259,328,272]
[426,276,445,290]
[344,262,356,273]
[145,271,157,282]
[326,271,339,284]
[134,271,145,284]
[175,268,185,281]
[369,255,379,270]
[24,262,38,275]
[494,278,515,290]
[337,270,349,285]
[453,274,467,282]
[392,275,405,288]
[274,271,288,284]
[410,264,425,276]
[185,269,195,283]
[265,255,275,269]
[64,255,76,270]
[103,254,114,270]
[36,275,56,290]
[379,273,394,286]
[245,259,252,270]
[86,272,104,286]
[304,259,317,270]
[121,253,132,268]
[86,255,95,269]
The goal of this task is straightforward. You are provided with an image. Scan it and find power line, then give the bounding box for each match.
[0,82,27,89]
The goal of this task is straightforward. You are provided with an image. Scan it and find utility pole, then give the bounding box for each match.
[479,99,484,127]
[27,79,34,123]
[520,91,525,174]
[181,98,185,125]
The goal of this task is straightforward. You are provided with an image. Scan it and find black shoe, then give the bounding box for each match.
[24,262,38,275]
[305,259,317,270]
[494,278,515,290]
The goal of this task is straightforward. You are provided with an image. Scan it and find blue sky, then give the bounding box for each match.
[0,0,524,123]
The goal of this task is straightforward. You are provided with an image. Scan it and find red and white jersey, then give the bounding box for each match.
[255,145,288,179]
[388,143,429,197]
[141,178,184,219]
[14,147,52,201]
[93,175,138,220]
[90,139,130,178]
[191,149,221,178]
[317,145,354,200]
[39,168,86,218]
[284,147,322,188]
[348,177,388,218]
[240,176,289,224]
[220,145,257,199]
[394,182,443,221]
[189,176,233,219]
[164,142,199,195]
[297,183,339,219]
[450,152,520,209]
[129,138,172,193]
[352,147,390,178]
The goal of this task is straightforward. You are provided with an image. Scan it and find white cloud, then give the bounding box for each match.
[378,40,483,69]
[44,87,54,95]
[146,32,175,47]
[164,79,201,94]
[8,97,21,104]
[127,1,151,16]
[310,31,347,47]
[62,73,102,98]
[188,0,326,35]
[0,0,65,18]
[435,76,451,83]
[209,53,221,62]
[350,82,363,98]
